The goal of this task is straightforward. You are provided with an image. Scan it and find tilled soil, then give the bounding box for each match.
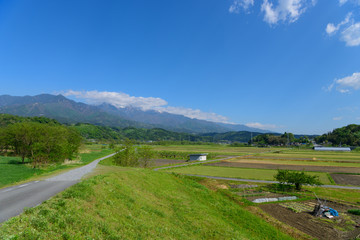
[331,174,360,185]
[260,201,360,240]
[152,159,187,166]
[206,161,360,174]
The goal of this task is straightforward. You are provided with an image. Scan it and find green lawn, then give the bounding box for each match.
[164,165,332,184]
[0,169,293,240]
[0,145,113,188]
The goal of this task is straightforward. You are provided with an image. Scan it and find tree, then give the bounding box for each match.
[0,122,82,166]
[274,169,322,190]
[138,145,155,168]
[113,139,139,167]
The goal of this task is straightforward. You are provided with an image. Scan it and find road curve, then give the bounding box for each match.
[0,153,116,224]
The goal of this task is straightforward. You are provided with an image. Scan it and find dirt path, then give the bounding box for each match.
[206,161,360,174]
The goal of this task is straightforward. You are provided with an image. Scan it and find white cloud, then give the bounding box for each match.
[63,90,167,110]
[260,0,315,25]
[62,90,231,123]
[339,0,348,5]
[229,0,254,13]
[336,72,360,91]
[327,72,360,93]
[160,106,230,123]
[325,13,360,47]
[341,22,360,46]
[245,122,278,129]
[333,116,343,121]
[339,0,360,5]
[326,12,352,35]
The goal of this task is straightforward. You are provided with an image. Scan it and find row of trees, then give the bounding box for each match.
[251,132,311,146]
[0,122,82,167]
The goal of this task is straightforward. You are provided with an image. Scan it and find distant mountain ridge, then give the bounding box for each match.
[0,94,270,134]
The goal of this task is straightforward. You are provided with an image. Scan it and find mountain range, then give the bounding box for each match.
[0,94,270,134]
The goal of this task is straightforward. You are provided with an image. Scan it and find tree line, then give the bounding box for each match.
[0,120,82,167]
[315,124,360,146]
[250,132,311,146]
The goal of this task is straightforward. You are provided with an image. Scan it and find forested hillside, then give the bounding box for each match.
[315,124,360,146]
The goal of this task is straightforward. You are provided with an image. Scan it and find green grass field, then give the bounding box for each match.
[0,169,293,240]
[163,165,332,184]
[0,144,113,188]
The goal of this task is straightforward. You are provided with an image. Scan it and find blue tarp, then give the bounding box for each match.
[329,208,339,217]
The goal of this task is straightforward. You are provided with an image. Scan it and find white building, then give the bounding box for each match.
[313,147,351,152]
[189,154,208,161]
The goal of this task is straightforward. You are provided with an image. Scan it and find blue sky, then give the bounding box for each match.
[0,0,360,134]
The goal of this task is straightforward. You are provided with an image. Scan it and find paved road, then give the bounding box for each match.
[0,153,116,224]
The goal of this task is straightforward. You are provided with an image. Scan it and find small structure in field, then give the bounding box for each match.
[313,147,351,152]
[189,153,208,161]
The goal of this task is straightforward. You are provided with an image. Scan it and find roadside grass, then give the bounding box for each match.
[231,157,360,167]
[0,156,43,187]
[0,145,113,188]
[0,169,293,240]
[162,165,332,184]
[151,145,280,155]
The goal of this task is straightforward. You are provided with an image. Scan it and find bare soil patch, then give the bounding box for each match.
[152,159,187,166]
[206,161,360,174]
[260,200,360,240]
[331,174,360,186]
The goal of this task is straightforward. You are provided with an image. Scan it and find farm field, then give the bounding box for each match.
[255,149,360,161]
[206,161,360,174]
[259,200,360,240]
[230,157,360,167]
[0,144,113,188]
[164,165,332,184]
[151,145,282,155]
[156,145,360,186]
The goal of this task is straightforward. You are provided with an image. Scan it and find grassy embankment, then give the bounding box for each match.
[0,169,293,240]
[0,144,113,188]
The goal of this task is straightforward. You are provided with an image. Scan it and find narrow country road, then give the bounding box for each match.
[0,153,116,224]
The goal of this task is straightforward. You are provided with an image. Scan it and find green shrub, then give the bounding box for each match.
[348,209,360,215]
[274,169,322,190]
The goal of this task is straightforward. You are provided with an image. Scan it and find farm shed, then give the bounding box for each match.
[189,154,208,161]
[313,147,351,152]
